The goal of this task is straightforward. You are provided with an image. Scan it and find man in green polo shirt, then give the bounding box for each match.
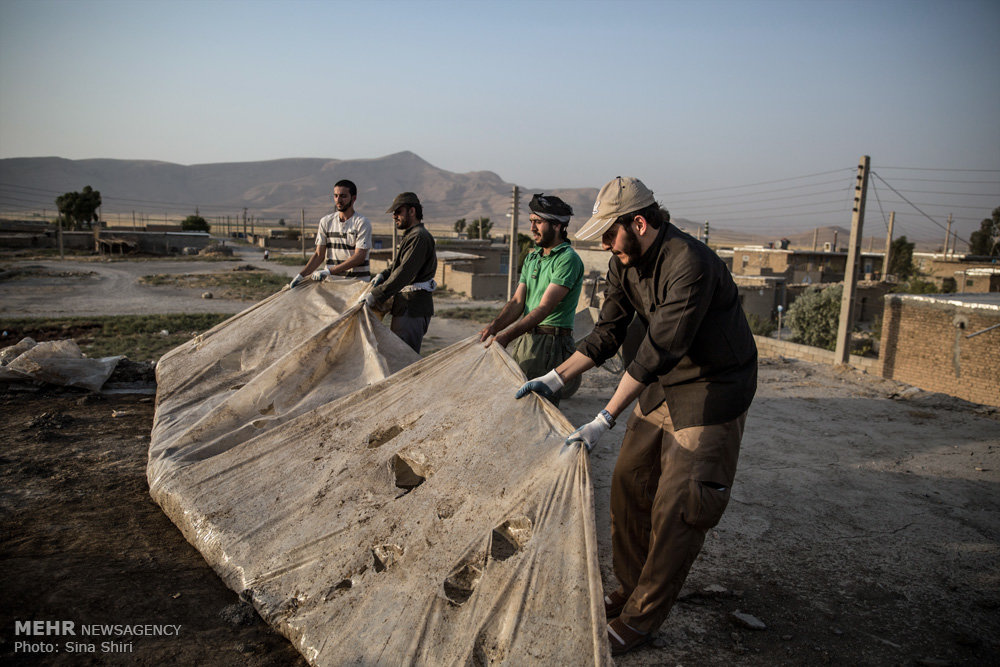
[479,194,584,405]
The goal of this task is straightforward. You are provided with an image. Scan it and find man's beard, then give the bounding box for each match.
[620,225,643,264]
[535,226,557,248]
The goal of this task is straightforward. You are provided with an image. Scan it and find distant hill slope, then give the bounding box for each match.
[0,152,601,230]
[0,153,949,249]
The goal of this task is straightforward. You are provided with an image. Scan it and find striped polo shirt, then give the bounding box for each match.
[315,211,372,278]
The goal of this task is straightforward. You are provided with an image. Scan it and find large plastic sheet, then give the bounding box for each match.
[148,279,611,665]
[0,337,122,392]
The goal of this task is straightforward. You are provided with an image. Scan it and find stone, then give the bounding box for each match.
[730,610,766,631]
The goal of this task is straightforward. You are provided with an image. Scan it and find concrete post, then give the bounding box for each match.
[882,211,895,279]
[835,155,871,364]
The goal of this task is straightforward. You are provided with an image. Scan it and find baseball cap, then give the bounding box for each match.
[386,192,421,213]
[574,177,656,241]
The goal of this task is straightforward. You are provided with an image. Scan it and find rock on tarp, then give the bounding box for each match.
[148,279,611,665]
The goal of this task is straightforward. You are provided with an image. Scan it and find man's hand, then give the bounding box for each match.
[311,269,331,282]
[288,274,305,289]
[514,369,564,400]
[364,292,378,308]
[479,324,498,346]
[565,411,614,452]
[371,273,386,288]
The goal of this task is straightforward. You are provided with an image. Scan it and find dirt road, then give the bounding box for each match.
[1,256,998,665]
[0,259,254,317]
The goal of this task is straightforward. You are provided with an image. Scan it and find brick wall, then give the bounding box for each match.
[753,336,879,373]
[880,295,1000,407]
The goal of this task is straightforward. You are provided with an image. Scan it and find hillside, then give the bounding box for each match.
[0,153,948,249]
[0,152,599,231]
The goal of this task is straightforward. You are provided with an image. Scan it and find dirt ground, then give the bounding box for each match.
[1,255,999,665]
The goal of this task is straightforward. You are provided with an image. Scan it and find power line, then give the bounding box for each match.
[873,200,992,212]
[666,179,850,206]
[876,166,1000,173]
[870,172,951,234]
[881,177,1000,185]
[869,178,890,232]
[659,168,853,196]
[878,189,999,198]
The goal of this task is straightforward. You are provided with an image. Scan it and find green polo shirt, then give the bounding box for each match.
[519,242,584,329]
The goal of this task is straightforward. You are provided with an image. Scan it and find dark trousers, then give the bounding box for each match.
[390,314,431,353]
[612,402,747,633]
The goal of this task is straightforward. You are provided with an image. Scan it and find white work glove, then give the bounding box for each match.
[288,273,305,289]
[364,292,378,308]
[371,273,386,287]
[565,410,614,452]
[311,268,331,282]
[514,369,564,401]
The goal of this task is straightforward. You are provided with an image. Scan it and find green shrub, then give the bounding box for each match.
[746,313,776,336]
[786,285,842,350]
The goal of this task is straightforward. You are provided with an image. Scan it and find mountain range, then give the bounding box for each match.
[0,152,910,249]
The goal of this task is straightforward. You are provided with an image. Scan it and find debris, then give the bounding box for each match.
[729,610,766,631]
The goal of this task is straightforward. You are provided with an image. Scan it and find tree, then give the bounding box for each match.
[969,207,1000,256]
[516,232,534,270]
[454,218,466,235]
[278,218,286,227]
[55,185,102,230]
[182,215,211,232]
[786,284,842,350]
[887,235,915,280]
[466,217,492,239]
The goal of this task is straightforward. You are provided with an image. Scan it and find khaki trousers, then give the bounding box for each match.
[508,332,581,405]
[612,402,746,633]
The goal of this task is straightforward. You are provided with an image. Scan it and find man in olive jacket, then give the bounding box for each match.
[515,177,757,656]
[366,192,437,353]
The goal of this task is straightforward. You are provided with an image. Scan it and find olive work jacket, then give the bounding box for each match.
[577,223,757,430]
[371,223,438,318]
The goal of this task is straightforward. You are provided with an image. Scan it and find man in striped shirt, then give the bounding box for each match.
[288,179,373,287]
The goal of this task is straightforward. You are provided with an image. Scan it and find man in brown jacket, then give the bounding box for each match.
[515,176,757,655]
[366,192,437,353]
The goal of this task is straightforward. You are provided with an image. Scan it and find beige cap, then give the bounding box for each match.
[574,176,656,241]
[386,192,421,213]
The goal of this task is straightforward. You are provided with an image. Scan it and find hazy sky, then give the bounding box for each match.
[1,0,998,240]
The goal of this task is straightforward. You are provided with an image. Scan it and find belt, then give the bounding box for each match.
[532,325,573,337]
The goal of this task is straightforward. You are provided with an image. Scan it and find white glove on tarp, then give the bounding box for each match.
[371,273,386,287]
[311,269,331,281]
[288,273,305,289]
[364,292,377,308]
[565,411,614,452]
[514,369,564,401]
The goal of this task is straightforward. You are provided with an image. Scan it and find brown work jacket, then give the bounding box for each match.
[578,223,757,429]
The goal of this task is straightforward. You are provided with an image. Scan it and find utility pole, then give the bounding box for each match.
[242,208,247,240]
[835,155,870,365]
[301,209,306,259]
[812,227,818,251]
[882,211,895,280]
[944,213,953,258]
[392,214,398,262]
[507,186,519,301]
